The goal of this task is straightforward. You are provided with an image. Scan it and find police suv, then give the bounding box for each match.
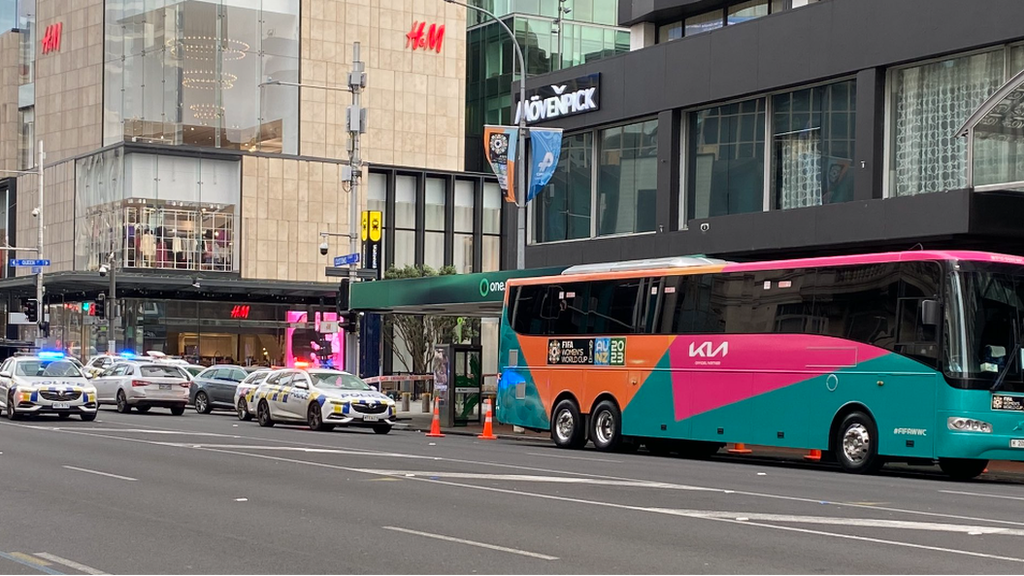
[0,353,98,421]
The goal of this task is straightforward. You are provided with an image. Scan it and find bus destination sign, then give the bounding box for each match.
[548,337,625,366]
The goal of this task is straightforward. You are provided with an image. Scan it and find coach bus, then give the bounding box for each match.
[495,251,1024,479]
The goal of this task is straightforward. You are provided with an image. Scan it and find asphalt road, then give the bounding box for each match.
[4,408,1024,574]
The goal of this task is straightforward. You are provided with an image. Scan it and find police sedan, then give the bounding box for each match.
[0,353,98,421]
[251,369,396,433]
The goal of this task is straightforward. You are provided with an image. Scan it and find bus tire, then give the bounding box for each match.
[835,411,882,474]
[590,400,624,452]
[938,458,988,481]
[550,399,586,449]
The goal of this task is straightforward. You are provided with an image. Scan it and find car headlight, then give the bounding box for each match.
[947,417,993,433]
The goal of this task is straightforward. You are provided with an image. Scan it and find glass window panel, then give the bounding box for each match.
[658,22,682,43]
[454,234,474,274]
[424,231,444,271]
[395,175,417,229]
[772,80,856,209]
[482,235,500,272]
[728,0,769,24]
[689,99,766,220]
[483,182,502,234]
[534,132,592,243]
[890,49,1005,196]
[685,11,723,36]
[972,45,1024,187]
[454,180,474,233]
[598,120,658,236]
[425,177,446,231]
[368,172,387,214]
[393,230,416,269]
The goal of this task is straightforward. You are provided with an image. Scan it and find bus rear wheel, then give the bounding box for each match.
[938,458,988,481]
[550,399,586,449]
[590,400,624,452]
[835,411,883,474]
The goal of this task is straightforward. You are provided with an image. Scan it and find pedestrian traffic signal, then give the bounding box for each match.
[336,278,351,315]
[23,298,37,323]
[93,298,106,319]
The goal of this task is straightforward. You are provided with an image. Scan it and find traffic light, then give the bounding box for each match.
[23,298,37,323]
[93,297,106,319]
[336,278,351,316]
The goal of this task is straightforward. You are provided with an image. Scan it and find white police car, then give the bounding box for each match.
[0,353,98,421]
[250,368,396,433]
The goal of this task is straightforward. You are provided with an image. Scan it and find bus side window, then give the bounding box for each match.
[586,279,642,335]
[894,262,942,366]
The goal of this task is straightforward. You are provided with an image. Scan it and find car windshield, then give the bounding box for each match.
[309,372,372,391]
[186,366,204,376]
[16,360,83,378]
[140,365,185,378]
[949,263,1024,390]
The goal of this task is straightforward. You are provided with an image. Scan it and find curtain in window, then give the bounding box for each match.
[777,134,822,208]
[891,50,1005,196]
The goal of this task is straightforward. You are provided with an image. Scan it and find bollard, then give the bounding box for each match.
[421,393,431,413]
[401,392,411,412]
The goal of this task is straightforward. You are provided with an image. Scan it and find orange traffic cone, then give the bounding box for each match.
[728,442,752,454]
[425,397,445,438]
[804,448,822,462]
[478,399,498,440]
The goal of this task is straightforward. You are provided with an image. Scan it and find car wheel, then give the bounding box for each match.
[373,424,392,435]
[590,400,624,452]
[58,412,71,419]
[135,406,150,413]
[6,392,22,421]
[237,398,253,421]
[308,403,331,432]
[550,399,587,449]
[257,400,274,427]
[80,411,97,422]
[194,392,212,414]
[939,458,989,481]
[835,411,882,474]
[170,405,185,416]
[115,390,131,414]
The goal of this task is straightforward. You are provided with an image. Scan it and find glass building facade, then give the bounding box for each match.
[465,1,629,171]
[103,0,300,154]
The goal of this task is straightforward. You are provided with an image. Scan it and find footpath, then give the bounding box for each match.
[393,408,1024,477]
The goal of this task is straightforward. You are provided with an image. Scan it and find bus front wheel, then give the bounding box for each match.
[938,458,988,481]
[835,411,883,474]
[551,399,587,449]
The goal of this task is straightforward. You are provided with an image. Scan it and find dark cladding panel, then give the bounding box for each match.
[623,47,667,118]
[708,22,760,99]
[755,5,814,90]
[662,33,712,106]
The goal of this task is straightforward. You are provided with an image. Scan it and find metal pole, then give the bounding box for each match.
[108,253,116,353]
[36,140,44,341]
[445,0,528,270]
[347,42,366,376]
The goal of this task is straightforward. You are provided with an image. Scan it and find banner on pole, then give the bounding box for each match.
[483,125,519,203]
[527,128,563,203]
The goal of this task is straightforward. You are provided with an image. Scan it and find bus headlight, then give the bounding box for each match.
[947,417,993,433]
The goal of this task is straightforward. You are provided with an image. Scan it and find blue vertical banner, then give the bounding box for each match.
[527,128,563,203]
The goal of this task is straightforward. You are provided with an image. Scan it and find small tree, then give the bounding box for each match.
[383,265,480,374]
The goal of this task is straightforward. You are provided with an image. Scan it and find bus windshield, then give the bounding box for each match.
[950,263,1024,390]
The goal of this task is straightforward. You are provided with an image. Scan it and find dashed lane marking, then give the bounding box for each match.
[940,490,1024,503]
[33,554,106,575]
[382,526,558,561]
[62,465,137,482]
[359,470,716,490]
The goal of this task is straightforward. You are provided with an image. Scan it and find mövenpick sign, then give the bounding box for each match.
[514,73,600,125]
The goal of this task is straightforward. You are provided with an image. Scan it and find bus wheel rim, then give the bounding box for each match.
[595,411,614,445]
[555,410,574,441]
[843,423,870,464]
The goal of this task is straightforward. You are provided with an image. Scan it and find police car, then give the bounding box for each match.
[0,352,98,421]
[250,368,396,433]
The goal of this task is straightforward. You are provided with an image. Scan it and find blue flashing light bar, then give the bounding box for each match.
[38,351,65,360]
[119,351,138,359]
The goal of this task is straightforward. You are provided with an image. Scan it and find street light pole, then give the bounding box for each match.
[445,0,528,270]
[347,42,366,376]
[105,252,116,354]
[36,141,44,339]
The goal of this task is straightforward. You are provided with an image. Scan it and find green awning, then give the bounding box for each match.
[351,267,565,316]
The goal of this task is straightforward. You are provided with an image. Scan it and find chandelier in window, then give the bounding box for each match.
[167,36,250,61]
[182,70,238,90]
[189,103,225,121]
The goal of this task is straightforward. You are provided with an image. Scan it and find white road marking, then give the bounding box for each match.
[50,428,228,436]
[33,553,107,575]
[525,451,622,463]
[382,526,558,561]
[941,490,1024,503]
[62,465,137,482]
[359,470,715,490]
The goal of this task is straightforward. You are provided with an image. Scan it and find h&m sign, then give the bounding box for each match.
[41,22,62,55]
[514,73,600,125]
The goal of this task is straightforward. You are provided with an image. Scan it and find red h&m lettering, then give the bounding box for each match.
[41,22,62,55]
[406,21,444,53]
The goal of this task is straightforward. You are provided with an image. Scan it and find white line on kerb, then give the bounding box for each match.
[382,526,558,561]
[33,553,107,575]
[62,465,137,482]
[941,490,1024,503]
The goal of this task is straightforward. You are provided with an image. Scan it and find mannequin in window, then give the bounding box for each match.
[141,226,156,267]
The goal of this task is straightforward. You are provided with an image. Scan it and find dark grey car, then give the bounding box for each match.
[189,365,250,413]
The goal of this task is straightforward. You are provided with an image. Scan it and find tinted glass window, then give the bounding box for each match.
[510,283,590,336]
[585,279,642,334]
[658,274,726,334]
[750,269,820,334]
[895,261,942,366]
[140,365,185,378]
[814,264,900,349]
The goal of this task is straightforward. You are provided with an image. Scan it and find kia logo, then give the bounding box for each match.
[688,342,729,358]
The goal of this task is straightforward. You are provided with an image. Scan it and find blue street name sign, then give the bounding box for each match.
[333,253,361,267]
[10,259,50,267]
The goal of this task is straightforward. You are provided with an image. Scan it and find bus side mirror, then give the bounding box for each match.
[920,299,940,327]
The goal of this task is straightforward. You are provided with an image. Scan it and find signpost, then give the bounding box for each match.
[10,259,50,267]
[333,253,361,267]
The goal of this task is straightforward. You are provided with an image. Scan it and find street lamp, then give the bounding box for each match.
[0,140,46,338]
[444,0,529,270]
[97,252,116,353]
